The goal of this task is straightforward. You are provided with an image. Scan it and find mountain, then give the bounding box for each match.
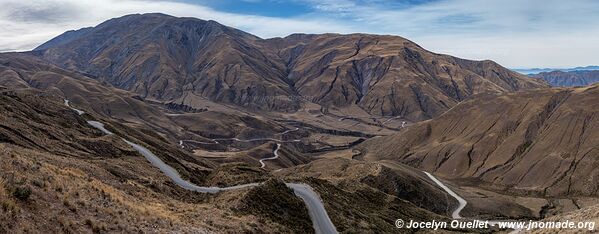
[3,12,595,234]
[531,70,599,87]
[35,13,548,121]
[0,52,297,145]
[360,84,599,197]
[513,66,599,75]
[0,52,187,138]
[35,13,299,112]
[0,51,462,233]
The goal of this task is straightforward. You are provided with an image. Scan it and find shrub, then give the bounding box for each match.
[13,186,32,200]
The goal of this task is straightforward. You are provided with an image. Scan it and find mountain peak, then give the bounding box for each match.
[34,13,547,120]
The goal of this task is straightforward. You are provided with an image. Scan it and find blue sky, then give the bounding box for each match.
[194,0,314,17]
[196,0,437,17]
[1,0,599,68]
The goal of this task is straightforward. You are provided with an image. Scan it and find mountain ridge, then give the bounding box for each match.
[360,84,599,197]
[532,70,599,87]
[34,13,548,121]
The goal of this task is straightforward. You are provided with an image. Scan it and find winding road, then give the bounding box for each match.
[424,171,523,233]
[423,171,467,219]
[180,127,301,168]
[211,137,301,143]
[287,183,338,234]
[181,136,301,145]
[64,99,85,115]
[65,100,337,234]
[260,143,281,168]
[276,127,299,135]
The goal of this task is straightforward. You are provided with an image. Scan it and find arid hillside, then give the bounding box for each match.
[361,84,599,197]
[0,87,329,233]
[0,52,293,144]
[35,13,547,121]
[268,33,548,120]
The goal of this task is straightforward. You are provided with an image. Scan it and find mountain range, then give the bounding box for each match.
[34,13,547,121]
[512,66,599,75]
[1,13,597,233]
[531,70,599,87]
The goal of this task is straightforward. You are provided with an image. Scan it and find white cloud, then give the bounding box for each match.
[1,0,599,67]
[0,0,355,51]
[297,0,599,67]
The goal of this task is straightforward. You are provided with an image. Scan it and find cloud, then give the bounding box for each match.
[0,0,355,52]
[296,0,599,67]
[1,0,599,67]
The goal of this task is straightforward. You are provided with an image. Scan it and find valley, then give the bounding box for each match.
[1,12,597,234]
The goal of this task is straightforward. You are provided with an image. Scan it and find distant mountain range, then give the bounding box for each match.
[512,66,599,75]
[531,70,599,87]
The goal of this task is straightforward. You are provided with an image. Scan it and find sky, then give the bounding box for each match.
[1,0,598,68]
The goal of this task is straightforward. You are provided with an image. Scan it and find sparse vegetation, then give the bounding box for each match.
[12,186,32,201]
[234,179,313,233]
[0,178,18,215]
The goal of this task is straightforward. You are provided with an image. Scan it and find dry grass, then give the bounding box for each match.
[0,177,6,197]
[0,144,285,233]
[0,177,19,215]
[316,149,361,160]
[310,134,360,147]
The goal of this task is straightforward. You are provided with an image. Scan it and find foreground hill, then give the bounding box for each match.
[35,13,547,121]
[361,84,599,197]
[0,88,333,233]
[532,70,599,87]
[0,87,467,233]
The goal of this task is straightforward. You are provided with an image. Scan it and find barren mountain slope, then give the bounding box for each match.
[35,13,298,112]
[0,52,187,137]
[0,52,290,143]
[36,13,547,121]
[270,33,548,120]
[361,84,599,197]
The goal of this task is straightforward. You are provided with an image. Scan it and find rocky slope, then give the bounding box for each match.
[361,84,599,197]
[532,70,599,87]
[269,33,548,120]
[0,52,290,143]
[35,13,298,112]
[35,13,548,121]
